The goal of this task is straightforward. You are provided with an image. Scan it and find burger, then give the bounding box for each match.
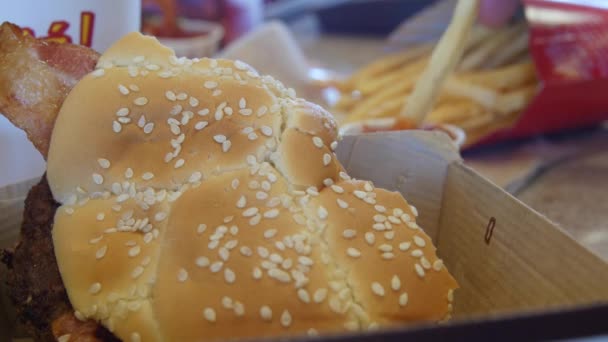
[0,22,458,342]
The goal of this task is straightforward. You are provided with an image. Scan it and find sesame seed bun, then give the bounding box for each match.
[46,32,457,341]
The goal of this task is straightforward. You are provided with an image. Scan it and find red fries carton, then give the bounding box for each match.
[475,0,608,146]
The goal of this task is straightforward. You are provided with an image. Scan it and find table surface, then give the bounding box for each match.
[296,26,608,262]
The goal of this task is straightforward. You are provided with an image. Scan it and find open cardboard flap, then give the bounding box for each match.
[1,131,607,341]
[334,131,608,321]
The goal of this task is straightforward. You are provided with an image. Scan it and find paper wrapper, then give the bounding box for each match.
[1,131,607,341]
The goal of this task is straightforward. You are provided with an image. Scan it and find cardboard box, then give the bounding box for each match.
[1,131,607,341]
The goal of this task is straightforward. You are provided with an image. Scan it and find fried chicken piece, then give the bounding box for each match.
[0,22,99,158]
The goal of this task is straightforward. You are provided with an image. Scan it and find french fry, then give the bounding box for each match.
[356,57,428,95]
[457,110,496,130]
[334,92,361,112]
[463,111,521,147]
[348,78,417,121]
[484,30,530,68]
[366,97,405,120]
[344,43,433,90]
[402,0,480,124]
[443,77,499,109]
[425,100,486,124]
[496,83,539,114]
[458,61,536,90]
[459,23,526,71]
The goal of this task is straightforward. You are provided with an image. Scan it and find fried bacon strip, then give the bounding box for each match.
[0,21,113,341]
[0,22,99,158]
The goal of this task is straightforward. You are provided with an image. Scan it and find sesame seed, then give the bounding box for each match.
[298,256,313,266]
[116,108,130,117]
[112,121,122,133]
[213,134,227,143]
[177,268,189,282]
[253,267,262,279]
[92,68,105,77]
[204,81,218,89]
[323,178,334,187]
[337,199,349,209]
[384,231,395,240]
[363,233,375,246]
[382,252,395,260]
[224,107,233,116]
[170,104,183,116]
[411,249,423,258]
[353,190,366,199]
[399,242,411,251]
[141,172,154,181]
[212,89,222,96]
[243,207,258,217]
[154,212,167,221]
[257,246,270,258]
[131,332,141,342]
[210,261,223,273]
[260,126,273,136]
[194,121,208,131]
[219,247,230,261]
[96,246,108,259]
[257,106,268,117]
[292,289,310,304]
[312,136,324,148]
[195,223,207,235]
[238,245,253,257]
[433,259,444,271]
[331,185,344,194]
[247,132,258,140]
[379,244,393,253]
[224,268,236,283]
[399,293,409,307]
[342,229,356,239]
[57,334,71,342]
[388,216,401,224]
[263,229,278,239]
[132,266,144,279]
[346,247,361,258]
[317,206,328,220]
[414,236,426,247]
[89,282,102,295]
[323,153,332,166]
[142,122,154,134]
[260,306,272,321]
[134,97,148,106]
[371,282,385,296]
[174,159,185,168]
[222,296,233,309]
[177,92,188,100]
[198,108,210,116]
[264,209,279,219]
[256,191,268,200]
[128,246,141,257]
[137,115,146,128]
[280,310,292,327]
[374,215,387,223]
[421,257,431,269]
[401,213,412,222]
[189,97,199,107]
[448,289,454,302]
[92,173,104,185]
[165,91,176,101]
[391,275,401,291]
[117,117,131,124]
[309,288,327,304]
[410,205,419,217]
[203,308,216,322]
[118,84,130,95]
[222,140,232,152]
[125,168,133,179]
[415,264,425,278]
